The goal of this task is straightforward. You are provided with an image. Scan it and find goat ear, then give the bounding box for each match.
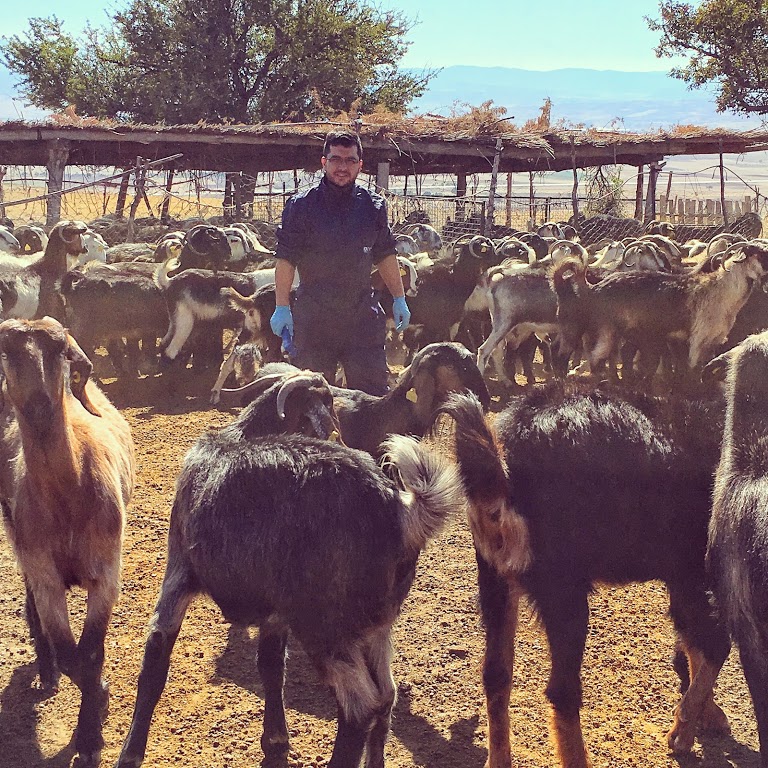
[701,349,734,384]
[65,335,101,417]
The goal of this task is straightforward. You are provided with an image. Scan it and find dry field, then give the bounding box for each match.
[0,367,762,768]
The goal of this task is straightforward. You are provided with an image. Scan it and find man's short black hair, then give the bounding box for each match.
[323,129,363,158]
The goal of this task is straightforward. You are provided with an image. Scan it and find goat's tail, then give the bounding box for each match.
[380,435,465,553]
[436,392,532,574]
[153,256,181,289]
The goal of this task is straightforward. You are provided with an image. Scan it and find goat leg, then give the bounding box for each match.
[117,572,195,768]
[321,645,381,768]
[73,604,111,764]
[24,582,59,691]
[541,587,591,768]
[362,625,397,768]
[257,621,290,756]
[476,552,519,768]
[735,632,768,763]
[666,586,731,753]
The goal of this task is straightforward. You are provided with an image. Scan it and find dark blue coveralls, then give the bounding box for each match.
[274,176,397,395]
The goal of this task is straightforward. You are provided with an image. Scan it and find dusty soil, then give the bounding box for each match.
[0,370,761,768]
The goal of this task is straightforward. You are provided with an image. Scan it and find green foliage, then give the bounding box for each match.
[647,0,768,114]
[1,0,435,123]
[583,166,626,217]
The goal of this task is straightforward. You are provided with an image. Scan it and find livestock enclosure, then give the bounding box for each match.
[0,371,762,768]
[0,115,767,767]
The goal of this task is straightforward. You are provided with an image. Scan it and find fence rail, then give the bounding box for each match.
[0,163,766,243]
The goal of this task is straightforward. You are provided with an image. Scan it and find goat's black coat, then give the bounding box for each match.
[708,332,768,764]
[444,381,732,765]
[496,383,723,589]
[174,434,416,637]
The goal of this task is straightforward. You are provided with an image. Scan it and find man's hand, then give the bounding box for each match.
[270,305,294,338]
[392,296,411,332]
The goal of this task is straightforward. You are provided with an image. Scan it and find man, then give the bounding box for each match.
[270,129,410,395]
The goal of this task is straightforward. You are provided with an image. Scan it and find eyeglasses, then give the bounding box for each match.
[325,156,361,167]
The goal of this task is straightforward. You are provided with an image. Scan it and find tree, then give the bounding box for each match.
[1,0,435,123]
[647,0,768,115]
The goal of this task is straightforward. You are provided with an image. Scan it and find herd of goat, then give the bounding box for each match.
[2,210,768,767]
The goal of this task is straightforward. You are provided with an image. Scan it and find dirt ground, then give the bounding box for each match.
[0,368,762,768]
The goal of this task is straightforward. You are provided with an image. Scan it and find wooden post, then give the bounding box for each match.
[376,162,390,194]
[505,172,512,227]
[239,171,257,219]
[644,160,664,223]
[634,166,644,221]
[160,166,175,222]
[529,171,535,228]
[234,171,244,221]
[115,170,130,218]
[46,139,70,227]
[0,166,6,220]
[570,136,579,222]
[485,138,503,235]
[127,157,147,243]
[223,173,235,221]
[719,140,728,225]
[456,171,467,222]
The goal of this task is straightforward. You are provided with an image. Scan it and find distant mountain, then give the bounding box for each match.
[0,61,764,131]
[409,65,764,132]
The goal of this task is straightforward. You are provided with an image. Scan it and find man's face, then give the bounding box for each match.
[321,143,362,187]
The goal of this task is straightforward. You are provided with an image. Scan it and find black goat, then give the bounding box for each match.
[403,235,500,358]
[707,331,768,766]
[440,383,731,768]
[217,362,341,439]
[115,427,463,767]
[175,223,231,271]
[330,341,490,455]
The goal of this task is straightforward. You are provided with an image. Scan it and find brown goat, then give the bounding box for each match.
[0,317,135,766]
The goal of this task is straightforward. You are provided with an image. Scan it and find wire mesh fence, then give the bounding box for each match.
[1,162,767,246]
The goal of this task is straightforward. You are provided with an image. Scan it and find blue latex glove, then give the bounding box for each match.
[392,296,411,332]
[270,305,293,339]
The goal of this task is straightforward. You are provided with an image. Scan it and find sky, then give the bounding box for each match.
[2,0,684,72]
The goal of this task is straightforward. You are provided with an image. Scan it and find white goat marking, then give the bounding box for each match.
[164,305,196,360]
[8,278,42,319]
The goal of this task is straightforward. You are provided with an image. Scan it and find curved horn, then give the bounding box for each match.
[218,372,287,404]
[183,226,213,255]
[652,246,671,272]
[622,243,643,269]
[468,235,492,259]
[59,221,87,245]
[276,372,328,420]
[721,241,750,270]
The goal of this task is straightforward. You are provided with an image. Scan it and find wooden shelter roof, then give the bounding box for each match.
[1,116,768,175]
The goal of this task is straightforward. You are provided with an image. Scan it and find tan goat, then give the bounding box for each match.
[0,316,135,766]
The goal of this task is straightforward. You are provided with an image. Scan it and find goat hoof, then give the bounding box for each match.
[72,749,102,767]
[666,713,696,754]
